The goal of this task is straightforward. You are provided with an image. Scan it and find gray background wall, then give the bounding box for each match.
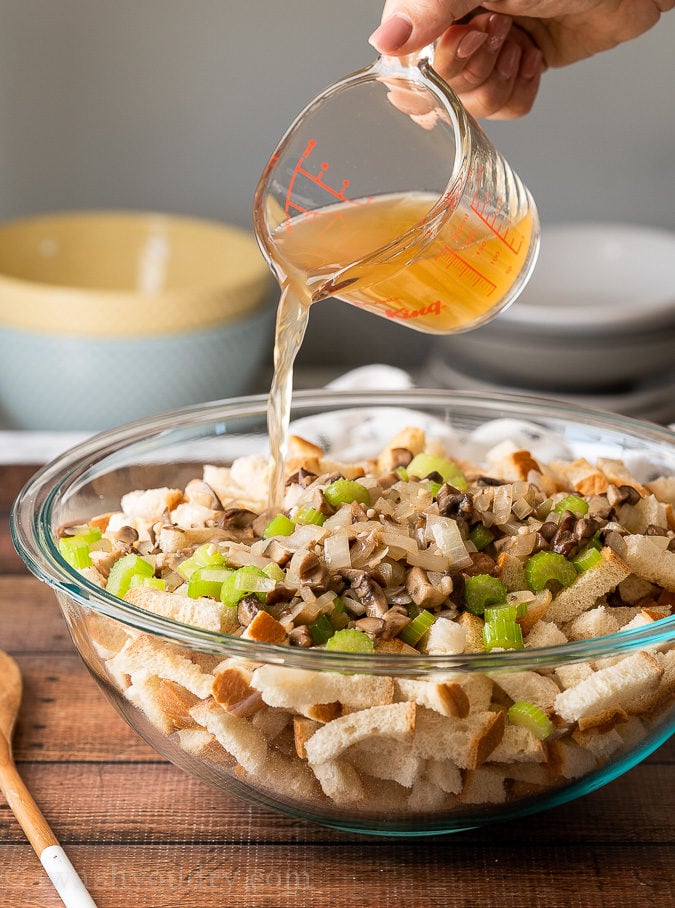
[1,1,674,371]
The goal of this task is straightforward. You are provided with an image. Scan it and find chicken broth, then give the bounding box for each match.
[265,192,533,508]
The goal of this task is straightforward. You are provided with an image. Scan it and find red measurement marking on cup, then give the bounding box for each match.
[470,192,524,255]
[436,246,497,296]
[285,140,352,216]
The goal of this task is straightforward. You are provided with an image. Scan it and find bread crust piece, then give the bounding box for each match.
[546,547,631,624]
[250,665,395,712]
[124,586,225,633]
[619,535,675,592]
[413,707,505,770]
[553,651,664,723]
[304,702,417,765]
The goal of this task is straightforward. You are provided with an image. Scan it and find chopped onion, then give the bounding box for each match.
[492,484,513,525]
[322,529,351,570]
[406,547,449,571]
[425,514,473,569]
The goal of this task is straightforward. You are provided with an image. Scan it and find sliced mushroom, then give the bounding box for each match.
[184,479,224,511]
[341,569,388,617]
[405,566,448,609]
[380,605,411,640]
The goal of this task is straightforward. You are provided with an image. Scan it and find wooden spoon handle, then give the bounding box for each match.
[0,733,98,907]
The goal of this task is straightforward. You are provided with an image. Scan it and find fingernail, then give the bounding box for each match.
[456,30,489,60]
[487,13,512,51]
[520,46,544,80]
[497,43,522,80]
[369,13,414,52]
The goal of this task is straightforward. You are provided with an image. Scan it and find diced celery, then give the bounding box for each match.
[398,609,435,646]
[130,575,165,591]
[482,617,524,651]
[573,545,603,572]
[469,523,495,551]
[483,601,527,623]
[407,453,467,491]
[323,479,371,508]
[308,613,335,645]
[463,574,508,616]
[507,700,554,739]
[395,466,409,481]
[220,565,271,609]
[106,554,154,598]
[553,495,589,517]
[177,544,226,579]
[324,628,374,654]
[262,562,285,583]
[329,597,350,630]
[425,480,442,497]
[525,551,577,592]
[187,566,232,599]
[58,535,93,569]
[263,514,295,537]
[294,507,325,526]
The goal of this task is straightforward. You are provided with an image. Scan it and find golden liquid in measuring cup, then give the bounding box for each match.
[265,191,533,507]
[271,191,533,334]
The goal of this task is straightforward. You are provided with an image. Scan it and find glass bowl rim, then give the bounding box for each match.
[11,387,675,676]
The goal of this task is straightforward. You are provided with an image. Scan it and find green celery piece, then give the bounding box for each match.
[483,601,527,623]
[106,554,154,598]
[263,514,295,538]
[308,613,335,645]
[188,566,232,600]
[395,466,409,481]
[178,544,226,579]
[294,507,325,526]
[324,628,374,654]
[525,551,577,592]
[406,453,467,491]
[573,545,603,572]
[554,495,589,517]
[463,574,508,616]
[329,597,350,630]
[220,565,270,609]
[425,480,442,497]
[507,700,554,739]
[262,562,285,583]
[469,523,495,551]
[483,617,524,651]
[398,609,435,647]
[58,535,93,569]
[130,575,165,591]
[323,479,370,508]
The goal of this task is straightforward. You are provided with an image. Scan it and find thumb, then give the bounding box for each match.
[369,0,481,53]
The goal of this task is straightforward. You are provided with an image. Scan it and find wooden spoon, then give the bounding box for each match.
[0,649,98,907]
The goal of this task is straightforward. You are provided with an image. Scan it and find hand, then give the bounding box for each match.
[369,1,674,119]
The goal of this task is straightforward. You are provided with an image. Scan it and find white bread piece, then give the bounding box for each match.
[407,778,448,811]
[190,699,269,775]
[596,458,648,494]
[311,758,365,805]
[495,552,527,593]
[124,673,174,734]
[376,426,426,472]
[548,738,598,779]
[517,590,552,635]
[553,651,664,723]
[424,758,463,795]
[617,495,669,534]
[395,678,470,718]
[490,670,561,711]
[124,586,225,633]
[623,648,675,715]
[304,702,416,765]
[525,620,568,649]
[486,447,543,483]
[617,574,659,605]
[619,535,675,592]
[550,457,608,496]
[85,611,132,659]
[646,476,675,506]
[412,707,504,770]
[456,611,485,653]
[567,606,620,641]
[492,762,553,785]
[176,727,217,756]
[424,617,467,655]
[241,610,287,645]
[571,726,625,762]
[613,715,647,750]
[546,547,631,624]
[460,766,507,804]
[121,487,183,519]
[487,724,546,764]
[108,635,214,698]
[251,706,291,742]
[250,665,395,712]
[348,737,423,788]
[80,565,106,588]
[555,661,594,690]
[456,673,494,712]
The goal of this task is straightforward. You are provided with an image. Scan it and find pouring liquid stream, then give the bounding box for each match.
[265,189,534,509]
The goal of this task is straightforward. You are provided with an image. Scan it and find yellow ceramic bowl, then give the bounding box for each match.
[0,211,275,430]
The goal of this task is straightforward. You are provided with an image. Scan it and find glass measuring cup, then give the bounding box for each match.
[253,46,539,335]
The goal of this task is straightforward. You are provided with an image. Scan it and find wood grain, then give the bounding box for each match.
[0,464,673,908]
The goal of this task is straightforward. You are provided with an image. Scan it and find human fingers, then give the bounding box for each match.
[369,0,480,54]
[434,13,513,94]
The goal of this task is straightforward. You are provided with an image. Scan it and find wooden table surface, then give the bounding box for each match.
[1,461,673,908]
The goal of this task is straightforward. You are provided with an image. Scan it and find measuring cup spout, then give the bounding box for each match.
[375,43,436,76]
